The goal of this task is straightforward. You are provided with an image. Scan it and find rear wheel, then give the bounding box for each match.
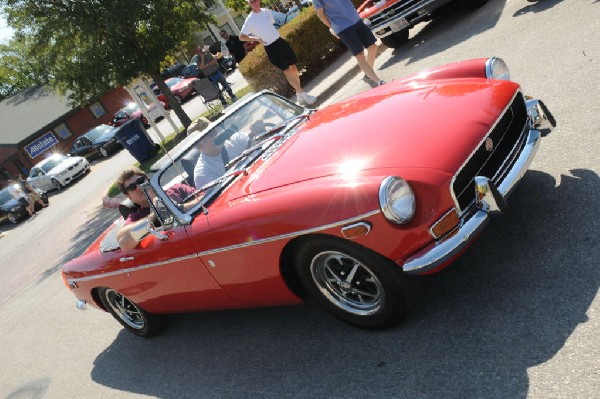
[380,30,409,48]
[295,237,416,329]
[99,288,167,337]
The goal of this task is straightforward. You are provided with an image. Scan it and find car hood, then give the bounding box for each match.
[92,128,119,144]
[1,198,19,210]
[47,157,84,175]
[246,79,519,194]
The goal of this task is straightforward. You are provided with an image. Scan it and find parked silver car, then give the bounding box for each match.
[27,154,90,191]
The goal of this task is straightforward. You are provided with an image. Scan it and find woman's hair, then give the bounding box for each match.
[116,166,148,194]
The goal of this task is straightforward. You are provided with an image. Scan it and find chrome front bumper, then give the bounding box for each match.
[402,100,555,274]
[367,0,452,39]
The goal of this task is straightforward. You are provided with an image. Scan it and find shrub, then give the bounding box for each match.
[238,7,346,98]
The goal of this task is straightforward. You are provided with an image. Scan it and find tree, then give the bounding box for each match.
[1,0,216,128]
[0,34,51,100]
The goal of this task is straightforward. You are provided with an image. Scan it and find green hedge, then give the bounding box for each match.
[238,7,346,97]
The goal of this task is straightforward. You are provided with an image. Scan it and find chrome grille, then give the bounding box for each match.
[452,92,528,212]
[368,0,424,27]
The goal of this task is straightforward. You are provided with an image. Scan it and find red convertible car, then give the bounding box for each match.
[62,58,555,337]
[111,101,166,128]
[152,77,198,107]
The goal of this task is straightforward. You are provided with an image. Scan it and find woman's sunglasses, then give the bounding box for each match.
[125,176,146,192]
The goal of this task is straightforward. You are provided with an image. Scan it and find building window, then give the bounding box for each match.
[89,101,106,118]
[234,16,245,29]
[54,123,72,139]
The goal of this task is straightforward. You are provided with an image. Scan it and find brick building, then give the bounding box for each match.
[0,86,131,185]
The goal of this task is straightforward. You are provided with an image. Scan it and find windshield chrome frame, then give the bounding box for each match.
[149,90,308,226]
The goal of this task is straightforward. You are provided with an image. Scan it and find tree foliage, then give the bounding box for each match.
[1,0,216,126]
[0,34,51,99]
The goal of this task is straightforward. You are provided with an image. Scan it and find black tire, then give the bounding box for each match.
[295,237,415,329]
[380,30,409,48]
[98,287,167,337]
[51,179,62,191]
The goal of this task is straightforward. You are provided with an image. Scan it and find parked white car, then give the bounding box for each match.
[27,154,90,191]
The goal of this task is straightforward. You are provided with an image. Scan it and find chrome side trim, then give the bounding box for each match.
[67,210,381,284]
[403,128,542,274]
[68,253,201,284]
[198,210,381,256]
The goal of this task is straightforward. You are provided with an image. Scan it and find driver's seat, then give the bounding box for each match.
[118,198,141,220]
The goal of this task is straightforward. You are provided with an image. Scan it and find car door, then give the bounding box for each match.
[184,203,303,309]
[28,167,51,191]
[114,216,238,314]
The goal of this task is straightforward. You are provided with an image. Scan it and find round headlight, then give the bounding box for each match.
[379,176,416,224]
[485,57,510,81]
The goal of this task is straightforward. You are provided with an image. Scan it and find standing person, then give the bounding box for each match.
[17,175,46,210]
[7,179,33,216]
[197,45,238,105]
[313,0,385,87]
[239,0,317,106]
[220,30,247,63]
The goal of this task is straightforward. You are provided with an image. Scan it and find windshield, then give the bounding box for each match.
[85,125,113,141]
[156,92,305,216]
[0,188,13,204]
[166,78,182,88]
[37,154,68,173]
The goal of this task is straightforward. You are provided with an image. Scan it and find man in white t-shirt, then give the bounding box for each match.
[239,0,317,106]
[193,128,251,188]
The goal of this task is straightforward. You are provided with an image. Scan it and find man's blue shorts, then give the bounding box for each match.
[338,20,377,56]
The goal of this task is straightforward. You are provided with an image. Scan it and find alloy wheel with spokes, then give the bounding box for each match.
[104,288,146,330]
[296,237,414,329]
[310,251,384,316]
[99,287,167,337]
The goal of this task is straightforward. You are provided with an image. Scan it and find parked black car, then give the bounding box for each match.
[70,124,123,160]
[160,62,186,79]
[0,186,48,225]
[180,63,206,79]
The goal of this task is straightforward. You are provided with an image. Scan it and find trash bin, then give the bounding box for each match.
[114,118,159,163]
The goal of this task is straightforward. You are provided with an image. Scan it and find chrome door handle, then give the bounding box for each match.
[120,256,135,262]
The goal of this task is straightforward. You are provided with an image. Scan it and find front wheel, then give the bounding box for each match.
[99,288,167,337]
[380,30,409,48]
[295,237,416,329]
[51,179,62,191]
[8,213,19,224]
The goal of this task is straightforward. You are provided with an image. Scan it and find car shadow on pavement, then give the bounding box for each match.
[36,204,118,282]
[379,1,506,71]
[89,168,599,398]
[513,0,564,17]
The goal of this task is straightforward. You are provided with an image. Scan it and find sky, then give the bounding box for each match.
[0,15,13,44]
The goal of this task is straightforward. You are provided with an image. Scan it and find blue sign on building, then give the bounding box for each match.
[25,131,59,159]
